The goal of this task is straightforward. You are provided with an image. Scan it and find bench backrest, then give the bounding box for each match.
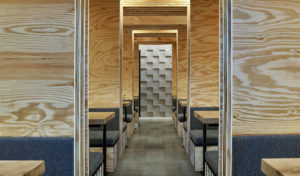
[233,135,300,176]
[0,137,74,176]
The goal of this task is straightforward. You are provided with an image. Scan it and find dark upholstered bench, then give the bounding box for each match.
[123,100,135,138]
[90,130,119,147]
[89,108,120,173]
[176,99,187,138]
[233,135,300,176]
[205,151,218,176]
[89,152,103,176]
[190,130,218,146]
[188,107,219,172]
[0,137,73,176]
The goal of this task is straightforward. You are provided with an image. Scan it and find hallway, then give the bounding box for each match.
[110,119,200,176]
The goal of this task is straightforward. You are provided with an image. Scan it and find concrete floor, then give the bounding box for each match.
[110,119,201,176]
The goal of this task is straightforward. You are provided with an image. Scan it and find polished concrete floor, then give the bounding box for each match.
[110,119,201,176]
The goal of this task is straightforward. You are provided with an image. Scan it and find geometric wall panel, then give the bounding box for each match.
[139,45,172,117]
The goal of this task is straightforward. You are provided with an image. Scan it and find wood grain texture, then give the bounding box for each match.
[194,111,219,124]
[177,26,188,100]
[123,16,187,26]
[89,112,115,125]
[0,160,45,176]
[190,0,219,107]
[122,28,133,100]
[262,158,300,176]
[135,37,176,44]
[124,6,187,16]
[0,0,74,137]
[121,0,189,6]
[232,0,300,136]
[133,43,139,97]
[89,0,120,108]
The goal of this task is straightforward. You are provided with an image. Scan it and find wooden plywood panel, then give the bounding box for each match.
[177,27,188,100]
[135,37,176,44]
[190,0,219,107]
[232,0,300,136]
[0,0,74,137]
[89,0,120,108]
[133,43,139,97]
[123,16,187,26]
[124,6,187,16]
[123,28,133,100]
[121,0,189,6]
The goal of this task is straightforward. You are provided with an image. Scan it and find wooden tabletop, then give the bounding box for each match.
[122,101,131,107]
[262,158,300,176]
[179,100,187,107]
[89,112,115,125]
[194,111,219,124]
[0,160,45,176]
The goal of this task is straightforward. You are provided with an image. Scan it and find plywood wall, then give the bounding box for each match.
[190,0,219,107]
[0,0,74,137]
[177,26,188,100]
[89,0,120,108]
[123,28,133,100]
[133,43,139,97]
[232,0,300,136]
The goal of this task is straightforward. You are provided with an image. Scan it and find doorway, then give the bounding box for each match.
[139,45,173,118]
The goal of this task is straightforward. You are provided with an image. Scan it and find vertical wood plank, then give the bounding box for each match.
[232,0,300,136]
[0,0,74,137]
[89,0,120,108]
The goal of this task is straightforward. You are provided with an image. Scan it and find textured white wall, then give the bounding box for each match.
[139,45,173,117]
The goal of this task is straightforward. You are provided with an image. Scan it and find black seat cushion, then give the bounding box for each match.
[89,152,103,176]
[205,151,218,175]
[183,121,187,132]
[177,114,186,122]
[123,122,127,132]
[190,130,218,146]
[90,130,120,147]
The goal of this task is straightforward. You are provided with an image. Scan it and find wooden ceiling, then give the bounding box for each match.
[123,6,187,16]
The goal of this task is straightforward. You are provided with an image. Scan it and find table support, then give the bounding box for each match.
[202,124,207,176]
[103,124,107,176]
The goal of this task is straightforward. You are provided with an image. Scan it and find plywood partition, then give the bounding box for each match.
[232,0,300,136]
[123,28,133,100]
[177,26,188,100]
[190,0,219,107]
[133,43,139,97]
[89,0,120,108]
[0,0,74,137]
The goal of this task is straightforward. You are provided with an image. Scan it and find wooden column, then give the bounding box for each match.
[190,0,219,108]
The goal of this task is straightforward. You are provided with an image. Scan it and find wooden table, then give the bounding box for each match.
[262,158,300,176]
[89,112,115,125]
[122,101,131,108]
[89,112,115,176]
[179,100,187,107]
[0,160,45,176]
[194,110,219,175]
